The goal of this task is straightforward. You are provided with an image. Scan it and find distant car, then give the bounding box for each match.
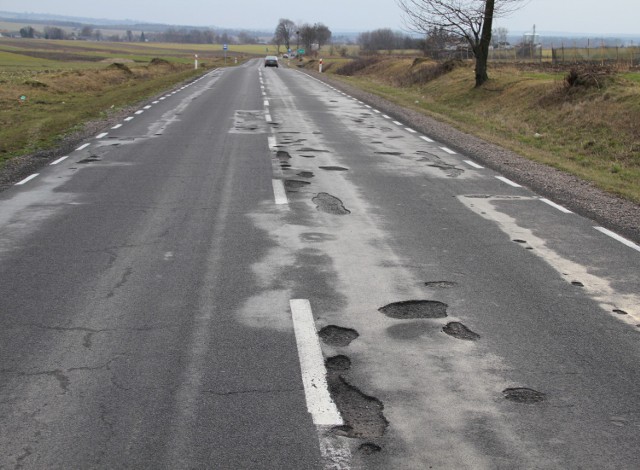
[264,56,279,67]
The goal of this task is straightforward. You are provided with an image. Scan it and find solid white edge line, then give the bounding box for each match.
[16,174,39,185]
[540,198,573,214]
[464,160,484,169]
[272,180,288,205]
[76,143,90,151]
[420,136,434,143]
[495,176,522,188]
[594,227,640,253]
[50,156,68,165]
[440,146,456,155]
[112,124,123,130]
[290,299,343,426]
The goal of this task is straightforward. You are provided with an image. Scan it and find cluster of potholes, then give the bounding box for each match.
[317,291,547,457]
[274,148,351,216]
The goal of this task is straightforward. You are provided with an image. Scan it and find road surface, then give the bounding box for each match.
[1,59,639,469]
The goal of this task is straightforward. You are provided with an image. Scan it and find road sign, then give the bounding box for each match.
[298,49,305,55]
[223,44,228,50]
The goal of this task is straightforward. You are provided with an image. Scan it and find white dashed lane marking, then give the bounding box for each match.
[540,198,573,214]
[464,160,484,169]
[50,156,68,165]
[594,227,640,253]
[495,176,522,188]
[15,174,39,186]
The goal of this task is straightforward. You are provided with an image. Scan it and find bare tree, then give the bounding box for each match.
[274,18,296,52]
[397,0,527,86]
[315,23,332,52]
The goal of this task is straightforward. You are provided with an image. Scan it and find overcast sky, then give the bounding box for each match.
[1,0,639,35]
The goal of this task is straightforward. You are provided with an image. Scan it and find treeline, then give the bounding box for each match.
[17,24,260,44]
[272,19,331,55]
[358,28,422,53]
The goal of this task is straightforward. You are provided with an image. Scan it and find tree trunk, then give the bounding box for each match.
[475,0,495,87]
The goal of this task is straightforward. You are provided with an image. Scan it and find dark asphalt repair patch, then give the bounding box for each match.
[312,193,351,215]
[329,376,388,439]
[319,325,359,347]
[319,166,349,171]
[503,388,546,404]
[284,180,310,191]
[379,300,448,319]
[428,162,464,177]
[614,309,628,315]
[300,155,316,158]
[425,281,457,289]
[326,355,351,371]
[300,148,331,153]
[386,321,432,340]
[375,151,403,156]
[443,322,480,341]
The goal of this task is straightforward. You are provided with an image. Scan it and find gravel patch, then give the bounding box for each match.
[302,68,640,244]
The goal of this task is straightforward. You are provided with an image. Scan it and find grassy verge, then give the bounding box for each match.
[315,56,640,203]
[0,38,244,165]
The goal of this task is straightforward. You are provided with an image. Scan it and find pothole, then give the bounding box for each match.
[513,239,527,244]
[326,355,351,371]
[443,322,480,341]
[503,387,546,404]
[425,281,457,289]
[328,376,388,439]
[312,193,351,215]
[428,163,464,177]
[319,166,349,171]
[572,281,584,287]
[379,300,448,319]
[276,150,291,161]
[77,156,101,164]
[358,443,382,455]
[285,180,310,191]
[297,171,314,178]
[319,325,359,347]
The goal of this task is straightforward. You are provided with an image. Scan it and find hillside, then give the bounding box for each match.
[312,56,640,204]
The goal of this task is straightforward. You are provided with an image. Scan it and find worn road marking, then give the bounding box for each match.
[405,127,417,133]
[440,146,456,155]
[272,180,288,205]
[16,174,39,185]
[268,136,277,151]
[265,113,273,123]
[112,124,123,130]
[50,156,68,165]
[135,110,144,115]
[96,132,108,139]
[264,99,270,107]
[76,143,90,151]
[594,227,640,253]
[495,176,522,188]
[420,136,434,143]
[540,198,573,214]
[124,117,134,121]
[290,299,343,426]
[464,160,484,169]
[393,120,403,126]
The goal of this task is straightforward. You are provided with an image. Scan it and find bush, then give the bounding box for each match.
[396,59,462,86]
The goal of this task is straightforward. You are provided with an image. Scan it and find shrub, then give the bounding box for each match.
[335,57,380,76]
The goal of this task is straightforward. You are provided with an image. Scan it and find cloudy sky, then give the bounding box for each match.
[1,0,638,35]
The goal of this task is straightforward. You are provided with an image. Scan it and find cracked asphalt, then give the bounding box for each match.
[1,59,639,469]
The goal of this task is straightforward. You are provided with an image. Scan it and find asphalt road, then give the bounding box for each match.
[1,59,639,469]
